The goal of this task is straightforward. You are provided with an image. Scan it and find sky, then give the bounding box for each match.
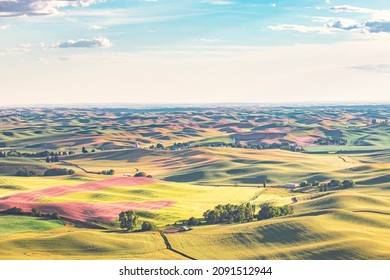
[0,0,389,105]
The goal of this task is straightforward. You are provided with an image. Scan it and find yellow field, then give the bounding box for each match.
[0,224,183,260]
[36,181,291,226]
[168,186,390,260]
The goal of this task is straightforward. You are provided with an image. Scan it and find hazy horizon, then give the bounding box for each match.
[1,100,389,109]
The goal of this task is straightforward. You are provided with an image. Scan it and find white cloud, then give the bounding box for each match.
[330,5,373,14]
[350,64,390,73]
[57,37,112,48]
[204,0,233,5]
[88,24,104,30]
[330,5,390,22]
[6,44,31,53]
[0,0,105,17]
[0,24,10,30]
[268,24,330,34]
[193,38,222,43]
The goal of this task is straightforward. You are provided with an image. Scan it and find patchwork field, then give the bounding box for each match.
[0,105,389,259]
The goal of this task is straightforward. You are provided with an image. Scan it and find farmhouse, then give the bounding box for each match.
[284,183,299,189]
[179,226,190,232]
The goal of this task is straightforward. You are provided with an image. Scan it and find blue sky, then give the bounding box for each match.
[0,0,389,105]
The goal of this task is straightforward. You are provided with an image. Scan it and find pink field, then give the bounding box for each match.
[0,177,174,223]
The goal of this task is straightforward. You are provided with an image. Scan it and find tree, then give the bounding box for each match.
[188,217,200,226]
[53,155,59,162]
[134,172,148,177]
[300,180,309,187]
[203,209,219,224]
[141,221,156,231]
[342,179,356,188]
[263,179,267,188]
[45,157,51,163]
[108,169,115,175]
[67,169,75,175]
[312,180,319,186]
[329,179,342,187]
[257,204,293,221]
[31,208,42,217]
[119,210,139,231]
[156,143,164,149]
[82,147,88,154]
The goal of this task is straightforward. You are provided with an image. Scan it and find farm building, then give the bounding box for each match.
[179,226,190,232]
[284,183,299,189]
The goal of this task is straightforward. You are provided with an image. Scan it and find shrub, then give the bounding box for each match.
[141,221,157,231]
[187,217,201,226]
[134,172,148,177]
[342,179,356,188]
[328,179,342,187]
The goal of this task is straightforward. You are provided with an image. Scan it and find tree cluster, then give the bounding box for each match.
[44,168,75,176]
[0,150,72,158]
[31,208,60,219]
[0,207,60,220]
[134,172,152,178]
[203,203,256,224]
[257,204,294,221]
[15,169,37,177]
[101,169,115,175]
[0,207,23,215]
[119,210,139,231]
[45,156,60,163]
[314,137,347,146]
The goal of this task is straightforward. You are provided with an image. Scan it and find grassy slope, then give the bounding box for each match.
[0,223,183,260]
[64,147,365,185]
[168,186,390,260]
[0,216,64,237]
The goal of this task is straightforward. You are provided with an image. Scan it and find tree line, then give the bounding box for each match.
[298,178,356,192]
[15,168,75,177]
[201,203,294,225]
[0,207,60,220]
